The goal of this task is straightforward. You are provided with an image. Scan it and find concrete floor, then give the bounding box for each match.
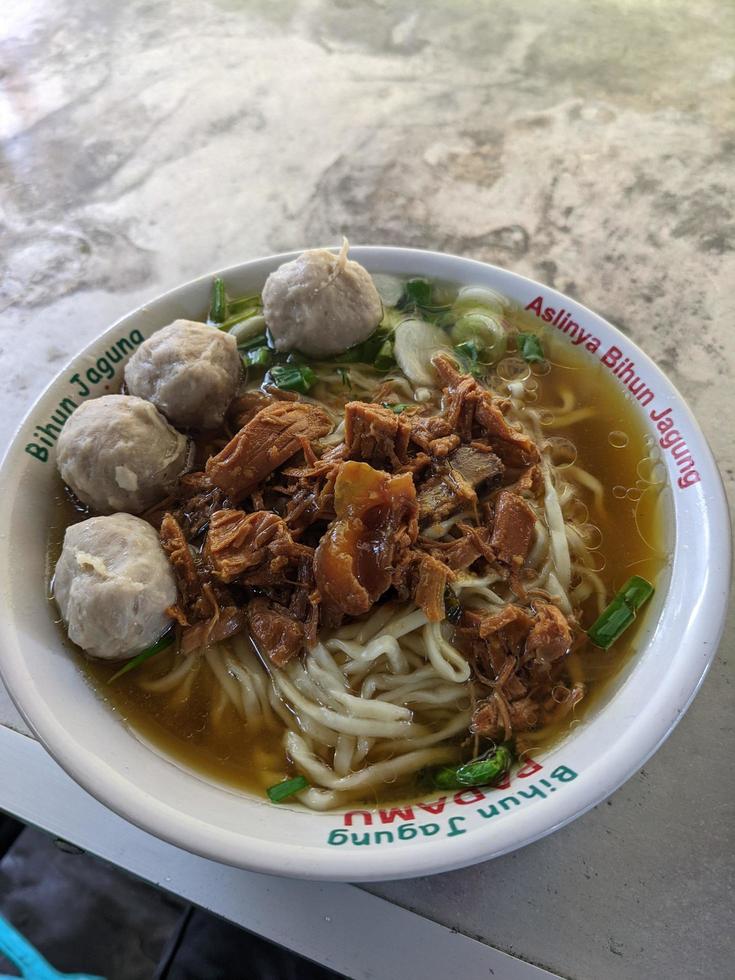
[0,827,184,979]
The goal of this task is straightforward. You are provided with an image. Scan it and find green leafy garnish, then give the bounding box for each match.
[431,745,513,790]
[335,326,394,365]
[401,277,433,308]
[587,575,654,650]
[208,277,228,325]
[381,402,410,414]
[454,339,483,376]
[397,278,451,316]
[267,775,309,803]
[243,346,272,368]
[517,332,545,363]
[270,363,316,394]
[108,630,175,684]
[444,586,463,625]
[374,338,395,372]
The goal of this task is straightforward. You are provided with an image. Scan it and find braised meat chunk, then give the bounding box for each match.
[247,597,305,666]
[206,401,333,501]
[206,508,313,594]
[344,401,411,468]
[525,602,572,664]
[432,353,539,467]
[490,490,536,567]
[314,460,418,617]
[413,552,453,622]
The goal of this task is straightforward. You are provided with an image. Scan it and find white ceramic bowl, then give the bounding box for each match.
[0,248,730,881]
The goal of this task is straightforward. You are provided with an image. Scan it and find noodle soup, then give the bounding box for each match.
[48,255,668,811]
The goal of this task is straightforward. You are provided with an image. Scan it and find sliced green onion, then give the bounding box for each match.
[236,332,268,353]
[208,277,227,325]
[337,367,351,388]
[617,575,655,610]
[243,346,272,368]
[432,745,513,790]
[444,586,462,625]
[228,313,267,344]
[516,332,545,363]
[227,295,261,316]
[374,338,395,372]
[587,575,654,650]
[450,313,507,364]
[269,363,316,394]
[267,775,309,803]
[108,630,175,684]
[381,402,410,414]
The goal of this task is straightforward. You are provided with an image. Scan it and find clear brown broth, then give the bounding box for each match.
[49,297,669,804]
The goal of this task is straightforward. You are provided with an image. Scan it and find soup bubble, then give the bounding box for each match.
[497,357,531,383]
[636,457,667,485]
[585,550,607,572]
[545,436,577,468]
[609,430,629,449]
[538,409,554,426]
[530,359,552,376]
[626,488,642,502]
[565,498,589,525]
[578,523,603,549]
[612,485,627,499]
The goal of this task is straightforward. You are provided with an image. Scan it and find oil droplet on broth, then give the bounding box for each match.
[612,485,627,499]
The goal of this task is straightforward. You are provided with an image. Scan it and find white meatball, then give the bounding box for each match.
[53,514,177,660]
[57,395,190,515]
[124,320,240,429]
[262,243,383,358]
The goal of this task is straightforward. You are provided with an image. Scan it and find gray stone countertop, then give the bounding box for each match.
[1,2,733,978]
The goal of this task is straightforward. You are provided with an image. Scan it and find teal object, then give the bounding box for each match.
[0,912,105,980]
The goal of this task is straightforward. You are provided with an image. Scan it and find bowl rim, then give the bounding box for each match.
[0,245,730,881]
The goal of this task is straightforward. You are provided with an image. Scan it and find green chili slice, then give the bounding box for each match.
[269,363,316,394]
[243,346,272,368]
[587,575,654,650]
[267,775,309,803]
[431,745,513,790]
[208,276,228,325]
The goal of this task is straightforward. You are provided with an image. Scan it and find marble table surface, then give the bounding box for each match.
[1,1,733,978]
